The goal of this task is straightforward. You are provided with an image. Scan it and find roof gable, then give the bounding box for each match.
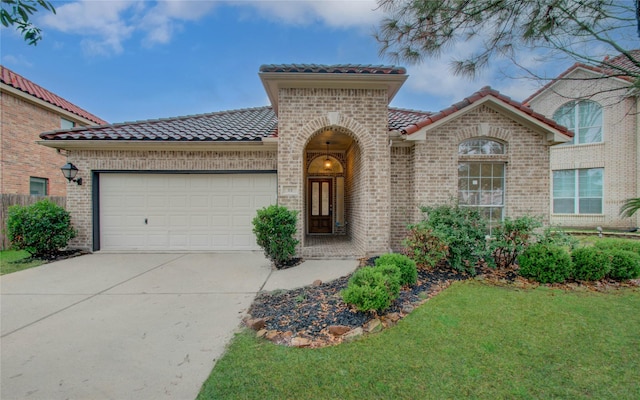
[404,86,573,144]
[0,65,108,125]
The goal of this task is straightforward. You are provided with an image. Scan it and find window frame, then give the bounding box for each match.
[60,118,76,129]
[552,100,603,145]
[552,168,603,214]
[29,177,49,196]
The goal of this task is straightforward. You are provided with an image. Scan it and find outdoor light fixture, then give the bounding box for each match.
[324,141,332,169]
[60,162,82,185]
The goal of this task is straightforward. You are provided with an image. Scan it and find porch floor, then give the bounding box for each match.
[301,235,364,260]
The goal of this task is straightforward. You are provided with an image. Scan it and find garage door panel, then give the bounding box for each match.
[100,173,276,251]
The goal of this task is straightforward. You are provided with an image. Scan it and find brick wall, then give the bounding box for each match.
[390,146,413,251]
[65,149,277,250]
[528,70,639,228]
[408,104,550,243]
[0,92,69,196]
[276,88,391,256]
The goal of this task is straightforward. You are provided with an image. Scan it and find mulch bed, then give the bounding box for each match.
[246,258,472,347]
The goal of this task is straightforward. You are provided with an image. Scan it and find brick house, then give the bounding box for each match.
[39,64,571,257]
[1,66,107,197]
[525,52,640,230]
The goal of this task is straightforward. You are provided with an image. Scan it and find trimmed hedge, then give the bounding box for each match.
[517,243,573,284]
[607,249,640,280]
[341,266,400,312]
[375,253,418,286]
[571,247,611,281]
[594,238,640,256]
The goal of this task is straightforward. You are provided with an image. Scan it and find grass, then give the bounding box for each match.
[198,281,640,399]
[0,250,44,275]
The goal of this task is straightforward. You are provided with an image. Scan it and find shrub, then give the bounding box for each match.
[252,205,299,268]
[488,216,542,269]
[517,243,572,284]
[593,238,640,256]
[537,226,579,251]
[571,247,611,281]
[372,263,402,293]
[341,266,400,312]
[375,253,418,286]
[607,249,640,281]
[416,203,488,274]
[6,199,77,258]
[402,223,449,269]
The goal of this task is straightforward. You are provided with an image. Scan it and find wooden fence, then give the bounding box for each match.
[0,194,66,250]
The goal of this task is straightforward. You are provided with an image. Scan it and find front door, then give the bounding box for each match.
[308,178,332,234]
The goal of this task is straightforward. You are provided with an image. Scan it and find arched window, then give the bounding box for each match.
[553,100,602,145]
[458,138,505,155]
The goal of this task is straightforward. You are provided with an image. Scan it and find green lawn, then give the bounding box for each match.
[199,281,640,399]
[0,250,44,275]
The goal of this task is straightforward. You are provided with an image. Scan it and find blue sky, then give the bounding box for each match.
[1,0,587,124]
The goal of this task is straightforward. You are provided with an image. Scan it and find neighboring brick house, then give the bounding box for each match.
[39,64,571,257]
[525,52,640,230]
[0,65,107,197]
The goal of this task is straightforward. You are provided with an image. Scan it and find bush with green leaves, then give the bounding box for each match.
[415,203,488,274]
[517,243,573,284]
[593,238,640,256]
[375,253,418,286]
[6,199,76,258]
[606,249,640,281]
[488,216,542,269]
[252,205,299,268]
[402,223,449,269]
[537,226,579,251]
[571,247,612,281]
[341,266,400,313]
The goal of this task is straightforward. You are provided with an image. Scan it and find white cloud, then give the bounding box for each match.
[228,0,382,29]
[1,54,34,68]
[140,1,218,45]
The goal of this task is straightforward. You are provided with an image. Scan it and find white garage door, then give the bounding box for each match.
[99,173,277,251]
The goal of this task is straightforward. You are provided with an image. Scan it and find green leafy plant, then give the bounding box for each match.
[571,247,612,281]
[537,226,579,251]
[375,253,418,286]
[594,238,640,256]
[517,243,573,284]
[488,216,542,269]
[5,199,76,258]
[252,205,299,269]
[416,203,488,274]
[341,266,400,313]
[402,223,449,269]
[606,249,640,281]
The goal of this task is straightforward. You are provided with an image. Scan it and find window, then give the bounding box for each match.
[61,118,75,129]
[552,100,602,145]
[30,177,48,196]
[458,163,505,231]
[553,168,603,214]
[458,138,505,155]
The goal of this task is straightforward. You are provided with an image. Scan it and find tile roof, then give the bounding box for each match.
[40,106,431,142]
[0,65,108,125]
[401,86,573,138]
[259,64,406,74]
[523,50,640,104]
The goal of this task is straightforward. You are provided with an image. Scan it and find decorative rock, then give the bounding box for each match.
[328,325,352,336]
[401,304,415,314]
[282,331,293,339]
[265,330,279,340]
[246,318,266,331]
[291,337,312,347]
[312,279,323,286]
[343,327,363,341]
[386,312,401,323]
[256,329,267,338]
[363,318,382,333]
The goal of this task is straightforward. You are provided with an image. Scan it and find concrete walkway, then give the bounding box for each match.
[0,252,357,400]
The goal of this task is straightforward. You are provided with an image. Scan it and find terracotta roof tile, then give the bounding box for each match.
[402,86,573,138]
[259,64,406,74]
[0,65,108,125]
[40,106,431,142]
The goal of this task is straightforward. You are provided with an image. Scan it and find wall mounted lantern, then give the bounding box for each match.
[60,162,82,185]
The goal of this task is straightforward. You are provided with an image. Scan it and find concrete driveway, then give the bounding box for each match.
[1,252,358,400]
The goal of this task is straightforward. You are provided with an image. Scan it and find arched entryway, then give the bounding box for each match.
[302,127,363,257]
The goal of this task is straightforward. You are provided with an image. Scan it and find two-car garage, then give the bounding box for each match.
[97,173,277,251]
